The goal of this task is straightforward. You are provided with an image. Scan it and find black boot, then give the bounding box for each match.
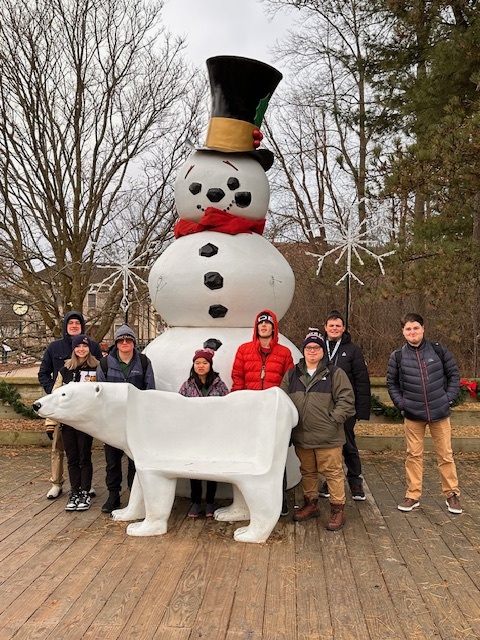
[101,491,120,513]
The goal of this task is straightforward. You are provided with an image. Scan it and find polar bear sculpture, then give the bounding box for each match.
[33,383,298,543]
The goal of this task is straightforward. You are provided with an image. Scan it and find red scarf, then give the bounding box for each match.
[174,207,266,238]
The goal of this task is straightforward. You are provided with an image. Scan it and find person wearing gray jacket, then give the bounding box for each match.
[386,313,462,515]
[281,328,355,531]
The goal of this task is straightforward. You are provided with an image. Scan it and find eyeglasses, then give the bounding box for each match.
[117,337,134,343]
[305,346,322,352]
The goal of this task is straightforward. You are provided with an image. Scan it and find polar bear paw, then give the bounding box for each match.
[214,504,249,522]
[233,525,268,544]
[126,519,168,537]
[111,505,145,522]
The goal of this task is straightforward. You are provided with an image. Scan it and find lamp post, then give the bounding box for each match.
[12,301,29,350]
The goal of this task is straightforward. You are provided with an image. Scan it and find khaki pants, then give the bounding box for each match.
[295,445,345,504]
[49,424,65,486]
[404,417,460,500]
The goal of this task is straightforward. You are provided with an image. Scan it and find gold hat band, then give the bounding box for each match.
[205,117,256,152]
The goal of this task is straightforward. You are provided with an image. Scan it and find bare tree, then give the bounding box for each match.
[0,0,204,339]
[262,0,395,240]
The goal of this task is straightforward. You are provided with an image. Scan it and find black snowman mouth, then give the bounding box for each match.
[196,192,252,213]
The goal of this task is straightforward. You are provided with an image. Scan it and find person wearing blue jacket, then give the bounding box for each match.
[38,310,103,499]
[386,313,462,515]
[96,324,155,514]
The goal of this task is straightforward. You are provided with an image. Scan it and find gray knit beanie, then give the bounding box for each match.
[113,324,137,344]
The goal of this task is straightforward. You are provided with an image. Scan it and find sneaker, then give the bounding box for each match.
[349,481,366,501]
[205,503,216,518]
[65,493,79,511]
[188,503,201,518]
[47,484,63,500]
[101,492,120,514]
[398,497,420,512]
[446,494,462,514]
[76,491,91,511]
[319,482,330,498]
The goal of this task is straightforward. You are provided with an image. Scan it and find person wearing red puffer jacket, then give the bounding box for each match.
[231,309,293,392]
[231,309,294,516]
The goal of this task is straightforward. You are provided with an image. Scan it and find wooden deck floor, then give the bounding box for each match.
[0,447,479,640]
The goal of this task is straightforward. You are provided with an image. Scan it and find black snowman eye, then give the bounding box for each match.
[189,182,202,195]
[227,177,240,191]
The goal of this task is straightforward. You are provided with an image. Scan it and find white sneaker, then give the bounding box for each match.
[76,491,91,511]
[47,484,63,499]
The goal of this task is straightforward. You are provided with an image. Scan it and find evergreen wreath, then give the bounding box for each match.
[0,380,41,419]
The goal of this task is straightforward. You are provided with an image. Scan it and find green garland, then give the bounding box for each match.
[370,394,403,420]
[0,380,41,419]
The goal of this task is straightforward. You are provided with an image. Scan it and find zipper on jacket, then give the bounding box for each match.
[416,349,431,422]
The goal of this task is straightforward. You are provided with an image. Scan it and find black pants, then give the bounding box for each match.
[343,415,362,480]
[61,425,93,494]
[190,479,217,504]
[104,444,135,493]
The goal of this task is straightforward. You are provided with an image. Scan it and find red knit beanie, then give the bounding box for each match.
[193,348,214,364]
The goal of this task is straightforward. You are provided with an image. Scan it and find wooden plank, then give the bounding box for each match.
[225,537,270,638]
[262,519,297,640]
[291,511,333,640]
[193,533,245,639]
[343,482,408,640]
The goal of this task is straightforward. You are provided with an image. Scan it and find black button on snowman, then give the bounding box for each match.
[146,56,300,392]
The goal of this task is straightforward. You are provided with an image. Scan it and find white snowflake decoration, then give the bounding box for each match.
[306,214,395,286]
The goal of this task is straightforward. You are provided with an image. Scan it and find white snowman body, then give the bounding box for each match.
[145,149,301,494]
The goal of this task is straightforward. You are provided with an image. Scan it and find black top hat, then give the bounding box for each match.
[203,56,282,171]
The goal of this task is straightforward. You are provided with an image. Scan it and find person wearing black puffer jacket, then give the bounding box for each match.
[320,310,371,501]
[386,313,461,515]
[38,310,103,500]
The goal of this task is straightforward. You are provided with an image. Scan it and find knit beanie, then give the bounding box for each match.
[193,348,214,364]
[114,324,137,344]
[302,327,326,352]
[71,334,92,350]
[257,312,274,326]
[325,309,345,324]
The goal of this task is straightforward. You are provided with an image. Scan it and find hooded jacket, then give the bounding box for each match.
[280,357,355,449]
[324,330,371,421]
[386,339,460,423]
[38,311,103,394]
[231,309,294,391]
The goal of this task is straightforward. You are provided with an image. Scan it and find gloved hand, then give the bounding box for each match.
[46,429,54,441]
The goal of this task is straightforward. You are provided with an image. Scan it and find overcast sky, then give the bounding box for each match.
[162,0,293,72]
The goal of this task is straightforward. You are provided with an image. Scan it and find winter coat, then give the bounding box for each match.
[178,375,229,397]
[280,358,356,449]
[386,339,460,423]
[231,309,294,391]
[324,331,371,420]
[95,347,156,390]
[38,311,103,394]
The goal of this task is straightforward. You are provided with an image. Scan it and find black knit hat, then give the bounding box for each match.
[325,309,345,324]
[302,327,326,352]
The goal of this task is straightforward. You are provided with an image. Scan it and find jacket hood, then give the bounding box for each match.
[62,310,85,339]
[252,309,279,350]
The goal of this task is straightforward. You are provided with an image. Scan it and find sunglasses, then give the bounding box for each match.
[117,337,134,343]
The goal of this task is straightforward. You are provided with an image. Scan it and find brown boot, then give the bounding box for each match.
[326,503,345,531]
[293,497,320,522]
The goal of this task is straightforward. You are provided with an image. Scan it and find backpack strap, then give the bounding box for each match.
[99,356,108,375]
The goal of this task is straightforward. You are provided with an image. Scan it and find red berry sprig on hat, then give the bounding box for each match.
[252,129,264,148]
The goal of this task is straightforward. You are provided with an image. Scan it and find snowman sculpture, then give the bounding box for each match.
[144,56,301,494]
